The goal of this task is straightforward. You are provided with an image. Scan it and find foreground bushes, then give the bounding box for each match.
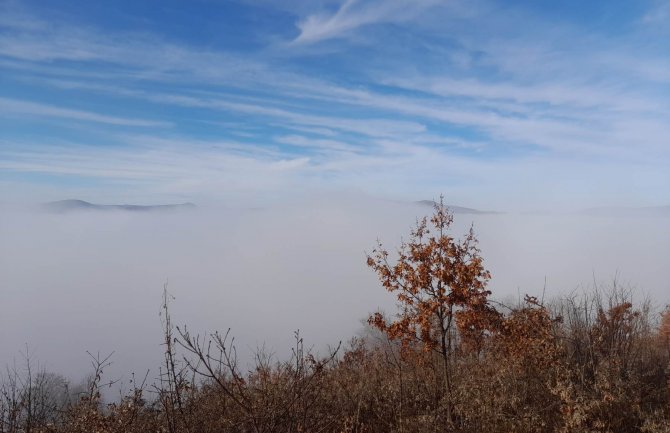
[3,290,667,433]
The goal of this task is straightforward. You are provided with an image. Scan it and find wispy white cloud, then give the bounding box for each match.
[0,97,169,127]
[0,137,311,205]
[21,69,658,164]
[292,0,439,44]
[275,134,361,153]
[0,10,268,86]
[135,92,428,139]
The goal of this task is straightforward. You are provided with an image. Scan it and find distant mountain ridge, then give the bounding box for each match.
[415,200,500,215]
[43,199,196,213]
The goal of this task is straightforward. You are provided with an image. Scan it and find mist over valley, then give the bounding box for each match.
[2,197,668,386]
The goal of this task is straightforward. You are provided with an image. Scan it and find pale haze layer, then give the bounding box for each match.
[1,198,668,385]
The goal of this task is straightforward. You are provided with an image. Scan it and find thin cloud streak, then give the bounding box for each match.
[292,0,439,44]
[0,97,169,127]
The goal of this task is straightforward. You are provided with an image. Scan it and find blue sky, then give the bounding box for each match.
[0,0,669,210]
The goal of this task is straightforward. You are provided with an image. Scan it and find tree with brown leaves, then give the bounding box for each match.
[366,196,498,424]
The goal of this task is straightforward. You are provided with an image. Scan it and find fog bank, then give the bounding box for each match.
[1,198,668,388]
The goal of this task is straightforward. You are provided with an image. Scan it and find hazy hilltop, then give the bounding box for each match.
[415,200,500,215]
[416,200,670,217]
[43,199,197,213]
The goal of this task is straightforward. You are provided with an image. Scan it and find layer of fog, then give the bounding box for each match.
[1,197,669,392]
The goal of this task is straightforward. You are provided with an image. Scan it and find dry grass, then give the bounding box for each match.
[1,290,668,433]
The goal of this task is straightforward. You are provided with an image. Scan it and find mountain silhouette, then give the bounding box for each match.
[415,200,499,215]
[43,199,196,213]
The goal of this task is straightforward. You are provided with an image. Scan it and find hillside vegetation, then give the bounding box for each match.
[2,199,669,433]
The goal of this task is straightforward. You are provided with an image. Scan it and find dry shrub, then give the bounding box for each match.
[11,289,669,433]
[551,289,670,433]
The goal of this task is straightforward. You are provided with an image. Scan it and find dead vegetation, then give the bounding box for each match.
[2,199,669,433]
